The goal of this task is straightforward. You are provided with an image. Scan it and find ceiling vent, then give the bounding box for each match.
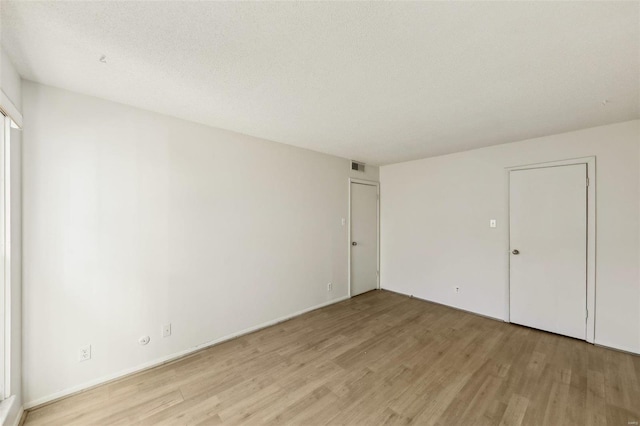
[351,161,365,172]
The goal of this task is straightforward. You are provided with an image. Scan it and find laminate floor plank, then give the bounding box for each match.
[24,290,640,425]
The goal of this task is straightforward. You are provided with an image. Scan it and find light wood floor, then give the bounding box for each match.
[24,290,640,425]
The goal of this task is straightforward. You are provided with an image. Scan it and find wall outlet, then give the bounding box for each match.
[78,344,91,362]
[162,324,171,338]
[327,282,333,292]
[139,335,150,345]
[489,219,497,228]
[455,286,460,293]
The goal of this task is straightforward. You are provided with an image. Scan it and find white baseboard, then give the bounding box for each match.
[384,288,640,356]
[594,339,640,356]
[24,295,350,410]
[383,288,505,322]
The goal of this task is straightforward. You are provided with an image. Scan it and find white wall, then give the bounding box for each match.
[380,120,640,354]
[0,48,21,112]
[22,81,378,406]
[0,47,23,426]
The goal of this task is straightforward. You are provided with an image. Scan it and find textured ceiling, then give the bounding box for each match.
[1,1,638,165]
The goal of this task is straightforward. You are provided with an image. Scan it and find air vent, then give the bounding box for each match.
[351,161,365,172]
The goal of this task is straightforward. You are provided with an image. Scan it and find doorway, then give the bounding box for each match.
[508,159,595,341]
[349,179,379,297]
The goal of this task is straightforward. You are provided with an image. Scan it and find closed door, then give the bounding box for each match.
[509,164,587,340]
[350,182,378,296]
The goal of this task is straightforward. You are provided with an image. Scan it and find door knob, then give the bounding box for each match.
[352,242,358,246]
[512,249,520,255]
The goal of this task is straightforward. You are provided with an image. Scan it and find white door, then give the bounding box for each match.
[509,164,587,340]
[350,182,378,296]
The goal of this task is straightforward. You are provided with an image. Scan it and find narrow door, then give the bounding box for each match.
[509,164,587,340]
[350,182,378,296]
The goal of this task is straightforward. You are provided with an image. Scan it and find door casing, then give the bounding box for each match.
[505,157,596,343]
[348,178,380,298]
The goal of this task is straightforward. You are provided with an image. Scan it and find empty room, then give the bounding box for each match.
[0,1,639,425]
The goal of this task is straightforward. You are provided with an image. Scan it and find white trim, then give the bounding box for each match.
[11,405,23,426]
[348,178,380,298]
[3,117,11,397]
[23,295,349,410]
[386,288,505,322]
[0,114,4,401]
[505,156,596,344]
[0,395,22,426]
[0,91,22,130]
[0,395,14,425]
[594,341,640,356]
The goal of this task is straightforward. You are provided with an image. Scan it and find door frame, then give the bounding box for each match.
[348,178,380,298]
[505,156,596,343]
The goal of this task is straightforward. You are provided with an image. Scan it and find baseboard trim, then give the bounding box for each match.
[381,288,505,322]
[382,288,639,356]
[594,341,640,356]
[24,295,350,410]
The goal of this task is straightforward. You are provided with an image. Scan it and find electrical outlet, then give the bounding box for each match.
[162,324,171,338]
[455,286,460,294]
[327,282,333,292]
[489,219,497,228]
[78,345,91,362]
